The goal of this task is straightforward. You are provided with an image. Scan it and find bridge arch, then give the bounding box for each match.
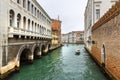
[16,45,33,66]
[32,44,41,59]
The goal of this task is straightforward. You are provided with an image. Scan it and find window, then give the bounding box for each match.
[23,0,26,8]
[35,23,37,32]
[31,4,34,14]
[28,1,30,11]
[17,0,20,4]
[28,19,30,31]
[96,9,100,19]
[9,10,14,27]
[37,10,39,18]
[32,21,34,32]
[40,25,41,34]
[35,7,37,16]
[37,24,39,33]
[17,14,21,28]
[23,17,26,30]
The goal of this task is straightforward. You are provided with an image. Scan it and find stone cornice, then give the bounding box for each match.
[92,1,120,31]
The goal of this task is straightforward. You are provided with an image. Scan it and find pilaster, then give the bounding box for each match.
[0,0,8,68]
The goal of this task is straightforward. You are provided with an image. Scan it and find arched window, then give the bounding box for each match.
[35,23,37,32]
[31,4,34,14]
[9,10,14,27]
[37,24,39,33]
[28,19,30,31]
[23,0,26,8]
[35,7,37,16]
[32,21,34,32]
[17,14,21,28]
[40,25,41,34]
[28,1,30,11]
[17,0,21,4]
[23,17,26,30]
[101,44,106,67]
[37,10,39,18]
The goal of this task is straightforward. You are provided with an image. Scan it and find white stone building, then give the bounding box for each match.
[61,31,84,44]
[84,0,119,51]
[0,0,52,76]
[61,34,69,43]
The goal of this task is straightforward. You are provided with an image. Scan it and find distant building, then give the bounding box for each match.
[84,0,119,51]
[61,34,69,43]
[51,17,62,46]
[61,31,84,44]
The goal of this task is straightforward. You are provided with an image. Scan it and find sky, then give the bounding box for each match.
[37,0,88,34]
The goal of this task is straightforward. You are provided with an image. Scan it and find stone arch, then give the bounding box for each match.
[16,45,33,65]
[32,44,41,59]
[101,44,106,67]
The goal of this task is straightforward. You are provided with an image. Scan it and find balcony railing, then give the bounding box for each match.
[8,26,52,39]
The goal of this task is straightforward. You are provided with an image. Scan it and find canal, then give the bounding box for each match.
[10,44,107,80]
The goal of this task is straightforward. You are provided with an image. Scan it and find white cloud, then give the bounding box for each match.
[37,0,88,34]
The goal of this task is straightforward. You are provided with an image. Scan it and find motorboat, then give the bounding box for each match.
[75,49,80,55]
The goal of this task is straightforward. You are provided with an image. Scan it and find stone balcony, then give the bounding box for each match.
[8,27,52,39]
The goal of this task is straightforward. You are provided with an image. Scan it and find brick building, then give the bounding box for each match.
[84,0,119,51]
[51,17,62,45]
[92,2,120,80]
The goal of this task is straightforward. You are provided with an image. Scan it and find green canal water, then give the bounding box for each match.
[10,44,107,80]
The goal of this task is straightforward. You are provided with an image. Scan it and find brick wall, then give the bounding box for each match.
[92,2,120,80]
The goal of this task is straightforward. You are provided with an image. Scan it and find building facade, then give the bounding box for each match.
[92,2,120,79]
[0,0,52,78]
[84,0,119,51]
[61,31,84,44]
[51,17,62,46]
[61,34,69,43]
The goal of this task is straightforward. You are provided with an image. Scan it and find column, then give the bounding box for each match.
[28,54,33,63]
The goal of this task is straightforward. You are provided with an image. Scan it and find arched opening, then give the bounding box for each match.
[35,23,37,33]
[37,24,39,33]
[17,0,21,4]
[28,19,30,31]
[9,10,15,27]
[32,21,34,32]
[41,45,45,55]
[102,44,106,67]
[23,17,26,30]
[17,14,21,28]
[34,47,41,59]
[20,48,31,65]
[23,0,26,8]
[40,25,41,34]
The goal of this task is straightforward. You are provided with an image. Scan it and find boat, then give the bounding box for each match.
[75,49,80,55]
